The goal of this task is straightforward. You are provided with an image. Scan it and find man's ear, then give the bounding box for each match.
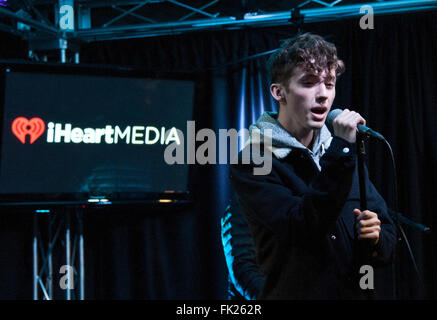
[270,83,285,103]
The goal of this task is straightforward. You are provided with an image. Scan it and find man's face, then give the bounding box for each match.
[281,66,336,131]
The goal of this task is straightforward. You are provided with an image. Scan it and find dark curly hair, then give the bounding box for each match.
[267,33,345,85]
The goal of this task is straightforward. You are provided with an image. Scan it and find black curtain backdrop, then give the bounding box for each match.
[0,11,436,299]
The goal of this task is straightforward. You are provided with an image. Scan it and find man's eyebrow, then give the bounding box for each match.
[325,75,336,82]
[300,74,336,82]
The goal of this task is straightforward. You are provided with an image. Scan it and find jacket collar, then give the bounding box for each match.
[247,111,333,161]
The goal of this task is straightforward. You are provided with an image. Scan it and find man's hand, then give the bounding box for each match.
[353,209,381,245]
[332,109,366,143]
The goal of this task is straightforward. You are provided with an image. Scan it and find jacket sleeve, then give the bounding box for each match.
[229,136,357,241]
[221,197,264,300]
[364,178,397,265]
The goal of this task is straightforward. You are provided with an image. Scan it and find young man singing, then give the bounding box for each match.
[229,33,397,299]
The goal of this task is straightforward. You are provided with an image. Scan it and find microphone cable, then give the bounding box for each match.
[381,137,425,298]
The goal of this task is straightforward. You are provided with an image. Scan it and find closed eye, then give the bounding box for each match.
[302,80,317,86]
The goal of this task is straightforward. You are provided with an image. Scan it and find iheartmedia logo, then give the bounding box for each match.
[11,116,182,145]
[12,117,46,144]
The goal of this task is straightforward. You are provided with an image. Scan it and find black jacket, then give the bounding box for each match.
[229,136,397,299]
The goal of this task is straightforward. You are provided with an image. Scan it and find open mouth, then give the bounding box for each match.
[311,106,328,114]
[310,106,328,121]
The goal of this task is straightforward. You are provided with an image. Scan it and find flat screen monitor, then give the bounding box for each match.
[0,62,194,205]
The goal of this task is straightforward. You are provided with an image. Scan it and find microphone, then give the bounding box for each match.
[326,108,385,141]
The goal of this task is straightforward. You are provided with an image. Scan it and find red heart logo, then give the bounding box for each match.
[11,117,46,144]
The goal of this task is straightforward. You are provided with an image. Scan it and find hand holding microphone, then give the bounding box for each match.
[326,108,386,143]
[328,109,366,143]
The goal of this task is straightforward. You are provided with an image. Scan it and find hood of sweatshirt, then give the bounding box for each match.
[247,111,333,170]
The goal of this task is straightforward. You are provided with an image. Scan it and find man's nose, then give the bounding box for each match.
[316,83,328,104]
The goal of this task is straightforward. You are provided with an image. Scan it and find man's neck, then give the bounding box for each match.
[278,112,315,149]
